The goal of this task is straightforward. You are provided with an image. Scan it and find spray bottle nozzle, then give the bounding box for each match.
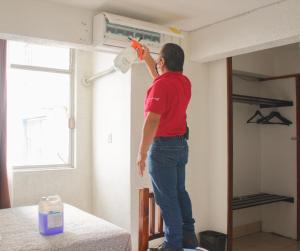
[128,37,144,60]
[127,36,142,41]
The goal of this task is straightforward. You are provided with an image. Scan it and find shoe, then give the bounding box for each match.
[148,241,183,251]
[182,231,199,249]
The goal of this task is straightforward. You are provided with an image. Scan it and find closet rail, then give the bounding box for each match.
[232,94,293,108]
[233,193,294,210]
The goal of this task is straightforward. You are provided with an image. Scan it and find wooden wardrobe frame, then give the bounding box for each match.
[227,57,300,251]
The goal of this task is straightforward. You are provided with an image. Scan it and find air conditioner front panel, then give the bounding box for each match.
[103,12,183,38]
[93,12,184,52]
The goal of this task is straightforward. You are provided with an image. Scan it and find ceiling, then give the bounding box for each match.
[47,0,283,31]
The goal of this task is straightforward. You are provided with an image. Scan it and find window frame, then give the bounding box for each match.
[8,46,75,171]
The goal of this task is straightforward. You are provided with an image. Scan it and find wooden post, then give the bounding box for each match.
[150,196,155,235]
[139,188,149,251]
[227,57,233,251]
[158,207,163,233]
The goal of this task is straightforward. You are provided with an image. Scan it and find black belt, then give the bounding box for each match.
[154,135,186,140]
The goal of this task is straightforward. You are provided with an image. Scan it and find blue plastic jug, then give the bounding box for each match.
[38,195,64,235]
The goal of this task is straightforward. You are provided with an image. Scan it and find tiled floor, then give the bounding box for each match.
[233,232,300,251]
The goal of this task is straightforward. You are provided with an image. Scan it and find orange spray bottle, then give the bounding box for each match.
[129,37,144,60]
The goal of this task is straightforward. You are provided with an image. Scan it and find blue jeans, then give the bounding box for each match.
[148,137,195,249]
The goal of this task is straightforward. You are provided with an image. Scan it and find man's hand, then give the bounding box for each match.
[137,151,147,177]
[141,45,151,61]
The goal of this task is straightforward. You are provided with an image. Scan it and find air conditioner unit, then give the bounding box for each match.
[93,12,183,53]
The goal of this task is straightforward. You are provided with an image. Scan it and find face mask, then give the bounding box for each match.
[155,57,162,75]
[155,63,160,76]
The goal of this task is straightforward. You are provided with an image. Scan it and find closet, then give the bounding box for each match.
[230,43,300,251]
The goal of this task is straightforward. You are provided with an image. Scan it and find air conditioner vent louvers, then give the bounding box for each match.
[106,22,161,43]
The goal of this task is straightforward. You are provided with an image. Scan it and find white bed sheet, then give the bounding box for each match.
[0,204,131,251]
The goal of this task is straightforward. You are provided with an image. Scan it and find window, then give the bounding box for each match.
[7,41,74,169]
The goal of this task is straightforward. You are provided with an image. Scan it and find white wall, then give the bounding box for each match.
[234,43,300,77]
[233,78,261,197]
[232,77,262,227]
[260,78,297,239]
[190,0,300,62]
[233,50,274,77]
[13,50,93,212]
[92,51,131,231]
[206,59,228,233]
[0,0,94,47]
[260,43,300,238]
[129,63,153,250]
[272,44,300,76]
[184,60,210,234]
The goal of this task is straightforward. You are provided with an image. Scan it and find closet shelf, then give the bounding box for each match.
[232,94,293,108]
[232,193,294,210]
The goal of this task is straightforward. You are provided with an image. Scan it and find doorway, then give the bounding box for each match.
[227,44,300,251]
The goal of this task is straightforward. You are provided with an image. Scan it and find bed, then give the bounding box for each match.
[0,203,131,251]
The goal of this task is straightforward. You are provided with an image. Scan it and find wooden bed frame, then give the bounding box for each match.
[139,188,164,251]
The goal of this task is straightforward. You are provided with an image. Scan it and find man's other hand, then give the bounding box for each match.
[137,152,147,177]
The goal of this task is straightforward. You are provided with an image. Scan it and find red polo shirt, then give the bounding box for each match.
[144,71,191,137]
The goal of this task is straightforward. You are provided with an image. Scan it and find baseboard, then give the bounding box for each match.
[233,221,262,238]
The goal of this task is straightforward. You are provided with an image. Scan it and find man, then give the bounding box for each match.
[137,43,198,251]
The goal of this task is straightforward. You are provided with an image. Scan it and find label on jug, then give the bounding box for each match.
[48,211,63,229]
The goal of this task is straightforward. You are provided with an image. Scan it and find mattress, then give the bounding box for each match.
[0,204,131,251]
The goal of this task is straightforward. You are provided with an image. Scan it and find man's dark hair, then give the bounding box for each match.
[160,43,184,72]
